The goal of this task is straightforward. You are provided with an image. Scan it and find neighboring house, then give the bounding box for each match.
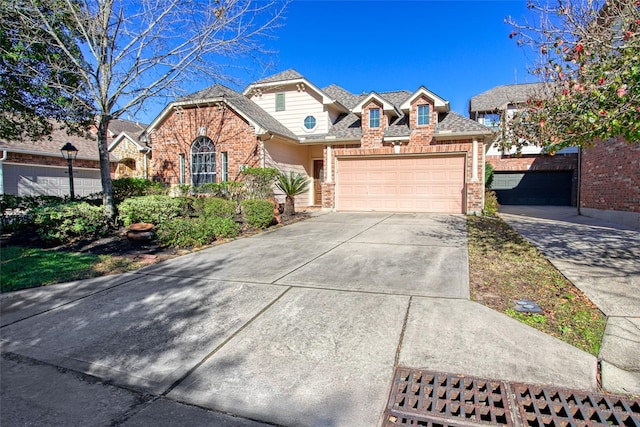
[143,69,492,214]
[579,137,640,229]
[470,83,578,206]
[0,119,149,197]
[107,119,152,179]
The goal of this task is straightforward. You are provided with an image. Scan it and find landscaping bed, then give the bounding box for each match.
[467,215,606,356]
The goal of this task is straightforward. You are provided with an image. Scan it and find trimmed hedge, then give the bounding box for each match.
[241,199,275,229]
[33,202,109,243]
[157,216,239,247]
[117,195,182,226]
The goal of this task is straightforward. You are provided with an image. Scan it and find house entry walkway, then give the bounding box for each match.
[0,212,623,426]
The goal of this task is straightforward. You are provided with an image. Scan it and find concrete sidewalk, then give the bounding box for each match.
[499,206,640,395]
[1,212,600,426]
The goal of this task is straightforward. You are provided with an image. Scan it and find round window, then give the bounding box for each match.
[304,116,316,130]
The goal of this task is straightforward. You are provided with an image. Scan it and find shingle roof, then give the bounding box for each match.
[437,112,493,134]
[322,84,360,110]
[254,69,304,84]
[469,82,548,113]
[0,119,148,160]
[108,119,147,138]
[378,90,411,107]
[385,115,410,138]
[179,84,297,140]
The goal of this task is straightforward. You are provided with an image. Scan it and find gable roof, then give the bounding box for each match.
[322,84,360,110]
[469,82,549,113]
[146,84,297,141]
[399,87,449,111]
[436,112,493,139]
[0,120,141,161]
[254,69,304,84]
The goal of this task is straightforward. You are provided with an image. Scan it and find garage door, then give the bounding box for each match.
[3,164,102,197]
[491,171,573,205]
[336,155,465,213]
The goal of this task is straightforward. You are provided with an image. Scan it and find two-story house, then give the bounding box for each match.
[144,69,492,214]
[470,83,578,206]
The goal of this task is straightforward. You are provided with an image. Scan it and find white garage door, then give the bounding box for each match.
[3,164,102,197]
[336,155,465,213]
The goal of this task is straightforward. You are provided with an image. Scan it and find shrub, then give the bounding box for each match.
[241,199,275,229]
[33,202,109,243]
[157,217,215,247]
[112,178,166,202]
[202,197,235,219]
[242,167,279,200]
[206,216,240,239]
[485,163,494,188]
[483,190,500,217]
[117,195,182,226]
[157,216,239,247]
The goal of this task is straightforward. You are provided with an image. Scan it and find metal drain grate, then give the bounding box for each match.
[384,368,640,427]
[385,368,513,426]
[513,383,640,426]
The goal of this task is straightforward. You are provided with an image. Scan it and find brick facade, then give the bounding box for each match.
[580,137,640,214]
[149,104,260,186]
[486,153,577,172]
[6,152,103,170]
[361,100,386,148]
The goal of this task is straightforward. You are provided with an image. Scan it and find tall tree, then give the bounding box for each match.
[0,0,93,140]
[505,0,639,152]
[7,0,287,218]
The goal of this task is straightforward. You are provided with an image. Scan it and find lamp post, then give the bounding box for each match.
[60,142,78,200]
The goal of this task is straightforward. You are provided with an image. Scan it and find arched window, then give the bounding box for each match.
[191,136,216,185]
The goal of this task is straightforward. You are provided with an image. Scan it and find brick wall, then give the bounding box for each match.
[486,153,577,172]
[408,95,436,144]
[149,103,260,185]
[361,100,386,149]
[580,137,640,213]
[7,152,102,170]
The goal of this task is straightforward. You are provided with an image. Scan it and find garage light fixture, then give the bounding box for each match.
[60,142,78,200]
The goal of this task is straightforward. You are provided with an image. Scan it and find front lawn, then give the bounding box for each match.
[0,246,145,292]
[467,215,606,356]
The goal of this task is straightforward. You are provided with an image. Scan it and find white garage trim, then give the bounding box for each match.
[335,154,466,213]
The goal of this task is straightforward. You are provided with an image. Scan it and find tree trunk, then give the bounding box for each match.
[283,195,295,217]
[97,115,115,220]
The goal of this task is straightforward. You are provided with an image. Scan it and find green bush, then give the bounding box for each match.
[202,197,235,219]
[112,178,166,202]
[485,163,495,188]
[242,167,279,200]
[157,216,239,247]
[241,199,275,229]
[206,216,240,239]
[117,195,182,226]
[33,202,109,243]
[483,190,500,217]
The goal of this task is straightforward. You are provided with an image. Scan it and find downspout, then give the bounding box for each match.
[0,150,7,194]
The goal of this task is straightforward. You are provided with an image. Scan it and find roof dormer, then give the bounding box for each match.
[351,92,401,118]
[400,87,449,113]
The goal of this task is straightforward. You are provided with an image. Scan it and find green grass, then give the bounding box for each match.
[467,215,606,356]
[1,246,141,292]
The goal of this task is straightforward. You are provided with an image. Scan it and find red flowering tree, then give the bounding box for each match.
[505,0,639,152]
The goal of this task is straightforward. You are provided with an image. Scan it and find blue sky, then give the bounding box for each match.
[136,1,540,124]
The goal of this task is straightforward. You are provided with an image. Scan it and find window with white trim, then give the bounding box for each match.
[369,108,380,128]
[417,105,430,126]
[304,115,316,130]
[191,136,216,186]
[275,93,285,111]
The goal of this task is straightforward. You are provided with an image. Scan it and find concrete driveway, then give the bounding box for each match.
[1,212,598,426]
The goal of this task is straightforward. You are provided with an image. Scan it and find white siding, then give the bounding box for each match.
[250,84,329,136]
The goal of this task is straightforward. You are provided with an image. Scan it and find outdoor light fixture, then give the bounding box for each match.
[60,142,78,200]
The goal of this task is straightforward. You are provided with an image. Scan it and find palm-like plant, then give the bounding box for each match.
[276,171,310,217]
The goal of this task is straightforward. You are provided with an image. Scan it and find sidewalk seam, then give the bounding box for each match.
[159,286,293,397]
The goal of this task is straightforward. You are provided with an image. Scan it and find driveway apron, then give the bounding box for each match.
[1,212,601,426]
